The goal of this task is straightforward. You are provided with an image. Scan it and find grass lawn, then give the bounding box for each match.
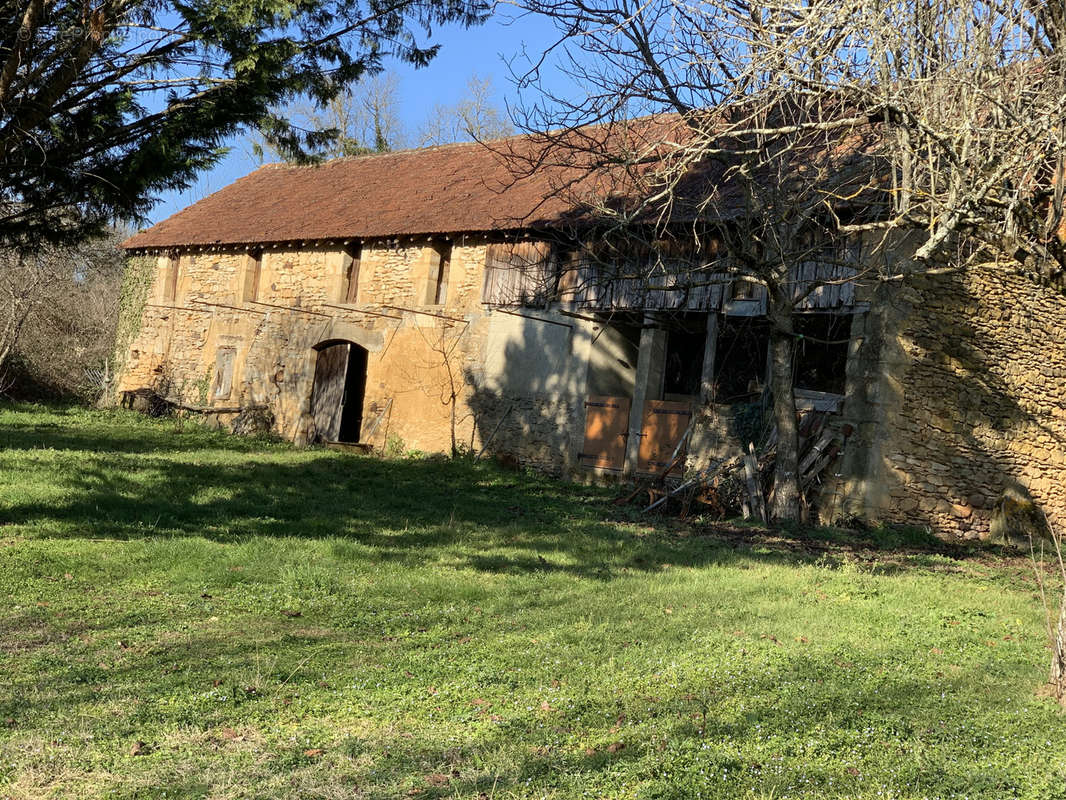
[0,403,1063,799]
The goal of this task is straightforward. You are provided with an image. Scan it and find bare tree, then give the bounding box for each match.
[0,229,126,399]
[0,248,58,376]
[254,74,407,161]
[1031,517,1066,706]
[506,0,888,519]
[507,0,1066,521]
[417,74,514,146]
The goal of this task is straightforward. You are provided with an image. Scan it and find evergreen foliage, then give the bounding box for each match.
[0,0,489,247]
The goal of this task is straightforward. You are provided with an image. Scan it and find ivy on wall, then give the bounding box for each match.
[109,254,157,399]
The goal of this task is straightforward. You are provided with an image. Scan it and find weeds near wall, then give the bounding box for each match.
[195,366,212,406]
[1031,515,1066,706]
[111,254,158,398]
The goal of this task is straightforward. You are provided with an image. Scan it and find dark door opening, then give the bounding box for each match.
[310,341,368,443]
[338,345,367,442]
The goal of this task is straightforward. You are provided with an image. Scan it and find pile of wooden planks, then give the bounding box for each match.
[631,410,852,521]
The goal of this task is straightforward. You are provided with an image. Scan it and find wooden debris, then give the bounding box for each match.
[633,407,851,522]
[616,414,697,508]
[361,397,393,448]
[743,443,768,523]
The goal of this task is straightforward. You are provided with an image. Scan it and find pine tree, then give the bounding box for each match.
[0,0,488,247]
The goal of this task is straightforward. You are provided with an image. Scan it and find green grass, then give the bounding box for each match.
[0,403,1063,799]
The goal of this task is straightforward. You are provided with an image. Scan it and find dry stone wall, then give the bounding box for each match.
[847,263,1066,536]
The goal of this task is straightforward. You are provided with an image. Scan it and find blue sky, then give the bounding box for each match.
[147,9,573,225]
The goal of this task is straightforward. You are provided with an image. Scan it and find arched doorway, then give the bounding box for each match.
[310,340,368,443]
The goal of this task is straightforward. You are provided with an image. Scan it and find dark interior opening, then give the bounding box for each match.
[663,318,707,397]
[339,345,367,442]
[714,318,770,403]
[793,313,851,395]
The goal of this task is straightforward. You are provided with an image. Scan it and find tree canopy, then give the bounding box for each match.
[0,0,489,248]
[511,0,1066,521]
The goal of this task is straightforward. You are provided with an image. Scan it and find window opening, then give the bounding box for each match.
[426,243,451,305]
[242,250,262,303]
[713,318,770,403]
[663,322,707,398]
[162,254,179,302]
[793,313,851,395]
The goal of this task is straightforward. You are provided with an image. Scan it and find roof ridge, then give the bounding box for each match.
[255,133,527,172]
[256,112,682,171]
[122,112,688,249]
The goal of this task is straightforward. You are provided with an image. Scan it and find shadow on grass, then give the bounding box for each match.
[0,405,1010,581]
[1,611,1037,799]
[1,407,1055,798]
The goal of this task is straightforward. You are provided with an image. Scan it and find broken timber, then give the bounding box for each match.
[636,409,847,521]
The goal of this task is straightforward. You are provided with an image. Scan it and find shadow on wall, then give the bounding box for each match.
[464,311,597,472]
[869,265,1066,537]
[461,270,1066,539]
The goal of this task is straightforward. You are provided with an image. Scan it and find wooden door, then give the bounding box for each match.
[579,395,630,470]
[310,343,349,442]
[637,400,692,475]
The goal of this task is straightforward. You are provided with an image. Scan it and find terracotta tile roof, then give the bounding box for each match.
[123,121,673,249]
[123,111,880,250]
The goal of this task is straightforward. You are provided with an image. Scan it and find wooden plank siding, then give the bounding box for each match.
[482,242,555,307]
[480,240,861,313]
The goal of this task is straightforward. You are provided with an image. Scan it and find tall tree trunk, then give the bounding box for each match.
[768,305,801,522]
[1053,585,1066,706]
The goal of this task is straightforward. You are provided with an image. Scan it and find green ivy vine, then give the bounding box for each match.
[110,254,158,397]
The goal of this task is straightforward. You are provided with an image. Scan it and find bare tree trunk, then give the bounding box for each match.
[1051,527,1066,705]
[1052,593,1065,705]
[768,305,801,522]
[1032,518,1066,706]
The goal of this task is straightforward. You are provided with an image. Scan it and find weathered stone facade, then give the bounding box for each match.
[116,239,1066,534]
[116,236,602,468]
[114,125,1066,538]
[838,262,1066,537]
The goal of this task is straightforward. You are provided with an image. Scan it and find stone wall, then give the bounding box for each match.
[117,233,1066,534]
[115,236,591,470]
[840,263,1066,536]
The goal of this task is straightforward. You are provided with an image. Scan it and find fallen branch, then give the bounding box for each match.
[476,403,514,461]
[743,442,767,523]
[644,454,743,513]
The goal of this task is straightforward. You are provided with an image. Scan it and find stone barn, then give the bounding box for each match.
[116,126,1066,537]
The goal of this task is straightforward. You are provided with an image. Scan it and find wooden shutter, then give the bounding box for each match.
[242,251,262,303]
[636,400,692,475]
[344,246,361,304]
[579,395,630,470]
[213,348,235,399]
[424,244,450,305]
[162,254,179,302]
